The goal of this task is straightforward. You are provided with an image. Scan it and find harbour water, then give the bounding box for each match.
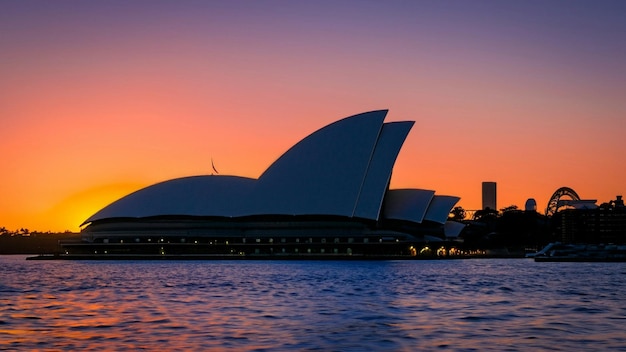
[1,256,625,351]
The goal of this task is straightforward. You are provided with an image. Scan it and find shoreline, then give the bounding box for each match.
[25,253,526,261]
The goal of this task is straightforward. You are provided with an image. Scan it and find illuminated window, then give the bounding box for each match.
[437,246,446,257]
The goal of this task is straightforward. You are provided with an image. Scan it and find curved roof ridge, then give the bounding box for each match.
[251,110,388,217]
[424,195,461,224]
[81,110,454,228]
[352,121,414,220]
[82,175,257,225]
[257,109,388,181]
[382,189,436,224]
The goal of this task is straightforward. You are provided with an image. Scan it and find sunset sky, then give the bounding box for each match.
[1,1,625,232]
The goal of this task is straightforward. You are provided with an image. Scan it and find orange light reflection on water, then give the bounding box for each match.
[2,280,305,350]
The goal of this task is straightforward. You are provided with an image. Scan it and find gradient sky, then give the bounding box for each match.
[1,0,625,232]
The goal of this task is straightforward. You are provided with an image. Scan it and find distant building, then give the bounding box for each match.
[525,198,537,212]
[482,182,497,210]
[555,196,626,244]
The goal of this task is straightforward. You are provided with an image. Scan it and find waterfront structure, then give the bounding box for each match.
[555,195,626,244]
[482,182,497,210]
[64,110,461,258]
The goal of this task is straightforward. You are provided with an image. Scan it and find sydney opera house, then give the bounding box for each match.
[60,110,462,258]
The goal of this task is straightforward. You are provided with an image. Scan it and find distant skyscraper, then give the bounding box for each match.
[482,182,497,210]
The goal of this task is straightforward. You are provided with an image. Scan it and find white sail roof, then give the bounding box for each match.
[382,189,435,224]
[83,110,420,225]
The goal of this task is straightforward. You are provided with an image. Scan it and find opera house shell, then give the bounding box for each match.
[63,110,461,258]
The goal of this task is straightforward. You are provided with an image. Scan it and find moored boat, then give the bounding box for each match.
[530,242,626,262]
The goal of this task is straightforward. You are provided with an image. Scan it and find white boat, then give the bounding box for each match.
[530,242,626,262]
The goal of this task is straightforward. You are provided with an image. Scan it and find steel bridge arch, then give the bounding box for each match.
[545,187,580,216]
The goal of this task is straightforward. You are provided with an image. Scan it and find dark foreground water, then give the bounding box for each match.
[1,256,625,351]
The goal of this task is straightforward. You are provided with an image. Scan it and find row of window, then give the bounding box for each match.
[99,236,403,245]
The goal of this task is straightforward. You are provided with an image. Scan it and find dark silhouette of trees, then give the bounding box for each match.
[449,206,466,221]
[500,205,518,213]
[0,228,80,254]
[473,207,498,221]
[495,209,551,248]
[458,205,552,251]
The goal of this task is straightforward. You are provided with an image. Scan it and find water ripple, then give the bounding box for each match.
[1,256,625,351]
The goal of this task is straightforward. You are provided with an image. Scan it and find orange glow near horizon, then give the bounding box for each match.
[1,2,624,232]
